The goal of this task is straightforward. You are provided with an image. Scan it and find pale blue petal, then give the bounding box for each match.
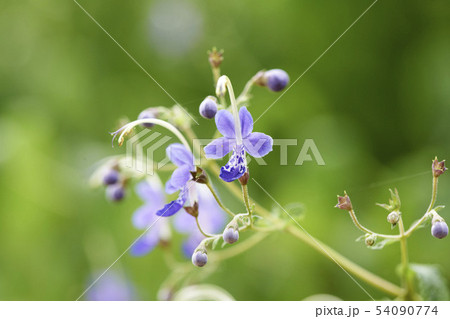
[132,204,158,229]
[130,230,160,256]
[166,143,194,169]
[173,209,197,234]
[239,106,254,138]
[165,166,192,194]
[215,110,236,138]
[244,132,273,158]
[204,137,235,159]
[135,181,165,205]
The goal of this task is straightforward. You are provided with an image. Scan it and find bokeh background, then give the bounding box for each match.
[1,0,450,300]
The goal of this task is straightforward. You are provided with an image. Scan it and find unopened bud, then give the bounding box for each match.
[387,211,400,226]
[192,250,208,267]
[431,219,448,239]
[365,234,376,247]
[223,227,239,244]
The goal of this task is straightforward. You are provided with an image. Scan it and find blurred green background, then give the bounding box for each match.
[1,0,450,300]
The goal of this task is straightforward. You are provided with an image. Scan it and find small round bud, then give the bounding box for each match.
[199,97,218,119]
[103,169,120,185]
[365,234,376,247]
[387,211,399,226]
[106,184,125,202]
[191,250,208,267]
[431,221,448,239]
[264,69,289,92]
[223,227,239,244]
[138,109,157,128]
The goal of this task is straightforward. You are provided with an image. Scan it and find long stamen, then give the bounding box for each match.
[216,75,243,145]
[111,118,192,153]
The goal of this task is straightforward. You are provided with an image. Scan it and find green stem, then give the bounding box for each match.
[348,209,399,239]
[398,215,413,300]
[205,179,235,217]
[195,217,214,237]
[242,184,252,222]
[426,176,438,213]
[211,232,268,262]
[286,225,403,297]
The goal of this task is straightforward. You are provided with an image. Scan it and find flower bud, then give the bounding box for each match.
[431,220,448,239]
[223,227,239,244]
[432,157,447,178]
[199,96,218,119]
[103,169,120,185]
[365,234,376,247]
[335,193,352,211]
[387,211,399,226]
[138,108,158,128]
[106,184,125,202]
[216,76,228,97]
[192,250,208,267]
[263,69,289,92]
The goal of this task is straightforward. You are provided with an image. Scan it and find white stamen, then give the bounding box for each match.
[216,75,243,145]
[113,118,192,153]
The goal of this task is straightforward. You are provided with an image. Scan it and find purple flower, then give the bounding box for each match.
[155,143,196,217]
[173,184,226,257]
[131,181,225,258]
[86,271,135,301]
[204,106,273,182]
[130,179,168,256]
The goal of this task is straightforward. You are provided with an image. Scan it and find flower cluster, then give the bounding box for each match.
[95,49,289,269]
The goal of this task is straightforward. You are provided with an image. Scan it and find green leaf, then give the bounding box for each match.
[410,264,449,301]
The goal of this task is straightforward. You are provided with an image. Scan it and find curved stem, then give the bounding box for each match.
[113,118,192,153]
[348,209,400,240]
[242,184,252,221]
[205,180,235,217]
[211,232,268,262]
[236,71,262,105]
[404,175,438,236]
[195,217,214,237]
[286,225,403,297]
[426,176,438,213]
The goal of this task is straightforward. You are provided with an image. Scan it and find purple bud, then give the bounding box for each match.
[223,227,239,244]
[138,109,157,128]
[103,169,120,185]
[264,69,289,92]
[199,97,218,119]
[192,250,208,267]
[106,184,125,202]
[431,221,448,239]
